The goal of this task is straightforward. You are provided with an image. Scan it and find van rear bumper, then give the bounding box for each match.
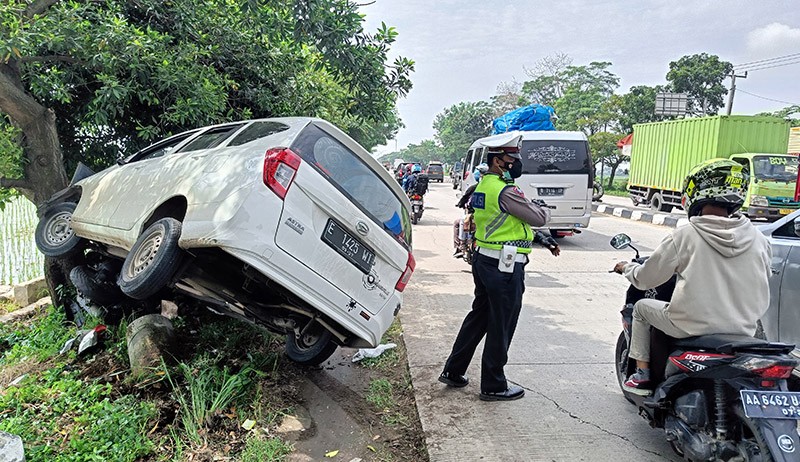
[537,212,591,230]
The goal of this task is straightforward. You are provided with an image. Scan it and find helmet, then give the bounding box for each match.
[412,164,422,173]
[473,163,489,181]
[681,158,749,217]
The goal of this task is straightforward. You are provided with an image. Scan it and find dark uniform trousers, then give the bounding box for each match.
[443,251,526,392]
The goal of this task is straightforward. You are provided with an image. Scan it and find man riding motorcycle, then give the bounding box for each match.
[612,158,772,395]
[453,163,488,258]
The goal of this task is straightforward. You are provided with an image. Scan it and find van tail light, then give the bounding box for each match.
[395,252,416,292]
[264,148,302,199]
[735,357,797,379]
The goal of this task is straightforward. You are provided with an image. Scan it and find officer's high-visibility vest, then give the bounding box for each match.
[471,174,533,254]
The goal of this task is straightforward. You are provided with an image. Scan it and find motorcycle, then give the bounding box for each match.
[610,233,800,461]
[409,193,424,225]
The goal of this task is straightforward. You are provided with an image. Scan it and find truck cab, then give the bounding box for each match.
[730,153,800,221]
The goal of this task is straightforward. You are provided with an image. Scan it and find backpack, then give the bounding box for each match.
[414,173,429,195]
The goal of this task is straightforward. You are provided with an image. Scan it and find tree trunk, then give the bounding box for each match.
[1,60,74,313]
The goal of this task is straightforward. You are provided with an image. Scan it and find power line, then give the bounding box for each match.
[735,59,800,72]
[734,52,800,69]
[736,89,800,106]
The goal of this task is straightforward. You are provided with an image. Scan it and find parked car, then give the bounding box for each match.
[759,208,800,377]
[426,161,444,182]
[35,117,416,365]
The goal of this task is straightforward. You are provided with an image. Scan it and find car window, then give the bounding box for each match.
[228,121,290,147]
[520,140,591,174]
[127,130,200,163]
[773,217,800,240]
[176,124,246,153]
[291,124,412,246]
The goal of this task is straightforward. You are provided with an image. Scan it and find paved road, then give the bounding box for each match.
[401,181,682,462]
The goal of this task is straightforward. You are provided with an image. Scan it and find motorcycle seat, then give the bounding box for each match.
[674,334,794,355]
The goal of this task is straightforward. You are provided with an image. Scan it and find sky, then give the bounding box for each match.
[359,0,800,156]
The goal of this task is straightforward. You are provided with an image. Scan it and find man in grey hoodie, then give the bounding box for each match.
[613,159,772,395]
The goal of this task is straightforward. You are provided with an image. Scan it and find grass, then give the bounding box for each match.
[600,178,630,197]
[0,302,297,461]
[0,197,43,286]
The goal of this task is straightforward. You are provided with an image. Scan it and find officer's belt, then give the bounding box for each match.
[477,247,528,263]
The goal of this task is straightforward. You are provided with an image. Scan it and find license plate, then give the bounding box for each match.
[538,187,564,196]
[321,219,375,274]
[740,390,800,419]
[779,208,794,215]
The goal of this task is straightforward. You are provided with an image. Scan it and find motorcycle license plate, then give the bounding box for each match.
[321,219,375,275]
[740,390,800,419]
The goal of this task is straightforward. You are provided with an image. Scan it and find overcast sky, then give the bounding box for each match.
[360,0,800,155]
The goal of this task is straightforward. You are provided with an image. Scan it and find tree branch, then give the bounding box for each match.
[0,177,31,190]
[25,0,61,19]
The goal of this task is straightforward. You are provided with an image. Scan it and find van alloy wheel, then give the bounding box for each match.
[126,228,164,278]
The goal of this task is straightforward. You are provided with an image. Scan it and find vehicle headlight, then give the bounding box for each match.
[750,195,769,207]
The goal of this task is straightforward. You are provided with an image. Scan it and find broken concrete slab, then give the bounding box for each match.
[11,277,48,307]
[0,431,24,462]
[276,406,313,437]
[0,297,51,324]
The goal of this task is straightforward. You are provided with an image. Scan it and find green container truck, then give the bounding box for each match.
[628,115,799,220]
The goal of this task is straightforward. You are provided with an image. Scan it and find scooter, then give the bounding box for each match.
[610,233,800,461]
[409,193,424,225]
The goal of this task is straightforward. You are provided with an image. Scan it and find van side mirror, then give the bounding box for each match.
[610,233,632,249]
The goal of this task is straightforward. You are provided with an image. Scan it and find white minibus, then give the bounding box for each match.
[460,131,593,237]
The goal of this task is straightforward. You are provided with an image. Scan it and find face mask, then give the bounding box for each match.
[504,159,522,179]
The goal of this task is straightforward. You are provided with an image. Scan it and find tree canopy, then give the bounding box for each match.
[666,53,732,116]
[0,0,413,205]
[432,101,493,163]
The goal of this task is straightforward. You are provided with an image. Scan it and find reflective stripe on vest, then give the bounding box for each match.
[472,174,533,254]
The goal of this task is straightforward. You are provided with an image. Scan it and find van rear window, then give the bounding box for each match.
[520,140,591,175]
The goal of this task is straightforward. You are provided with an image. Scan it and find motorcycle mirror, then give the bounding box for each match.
[610,234,632,250]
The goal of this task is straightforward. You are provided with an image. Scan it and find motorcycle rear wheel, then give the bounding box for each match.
[614,331,635,404]
[737,415,776,462]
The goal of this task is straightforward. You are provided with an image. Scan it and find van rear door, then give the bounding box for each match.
[518,139,593,221]
[273,123,413,316]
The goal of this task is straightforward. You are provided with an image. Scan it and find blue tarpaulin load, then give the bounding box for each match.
[492,104,556,134]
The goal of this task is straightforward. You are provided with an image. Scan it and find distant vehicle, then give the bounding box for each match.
[451,160,463,190]
[426,161,444,182]
[460,131,593,238]
[34,117,416,366]
[628,115,798,219]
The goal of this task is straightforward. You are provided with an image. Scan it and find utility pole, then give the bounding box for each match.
[726,71,748,115]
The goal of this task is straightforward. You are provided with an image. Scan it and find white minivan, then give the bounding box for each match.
[460,131,593,237]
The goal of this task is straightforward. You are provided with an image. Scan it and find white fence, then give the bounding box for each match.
[0,197,44,285]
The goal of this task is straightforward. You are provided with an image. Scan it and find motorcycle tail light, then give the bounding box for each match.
[735,357,797,379]
[264,147,301,199]
[395,252,416,292]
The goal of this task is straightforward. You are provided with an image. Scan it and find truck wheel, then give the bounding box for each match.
[650,193,673,213]
[285,324,338,365]
[35,202,84,257]
[118,218,184,300]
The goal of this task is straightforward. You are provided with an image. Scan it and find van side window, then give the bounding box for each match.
[472,148,483,171]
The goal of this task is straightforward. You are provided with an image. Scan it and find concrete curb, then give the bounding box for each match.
[593,203,689,228]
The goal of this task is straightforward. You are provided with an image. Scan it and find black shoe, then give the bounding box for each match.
[438,371,469,388]
[479,385,525,401]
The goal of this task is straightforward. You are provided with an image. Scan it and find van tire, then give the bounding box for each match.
[35,202,83,257]
[285,326,338,365]
[118,218,184,300]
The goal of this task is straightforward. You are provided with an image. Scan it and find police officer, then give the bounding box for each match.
[439,146,559,401]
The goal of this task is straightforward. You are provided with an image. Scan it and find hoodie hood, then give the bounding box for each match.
[689,215,757,258]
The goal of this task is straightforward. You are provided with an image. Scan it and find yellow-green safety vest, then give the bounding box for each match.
[472,174,533,254]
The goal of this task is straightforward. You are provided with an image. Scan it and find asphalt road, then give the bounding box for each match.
[400,180,682,462]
